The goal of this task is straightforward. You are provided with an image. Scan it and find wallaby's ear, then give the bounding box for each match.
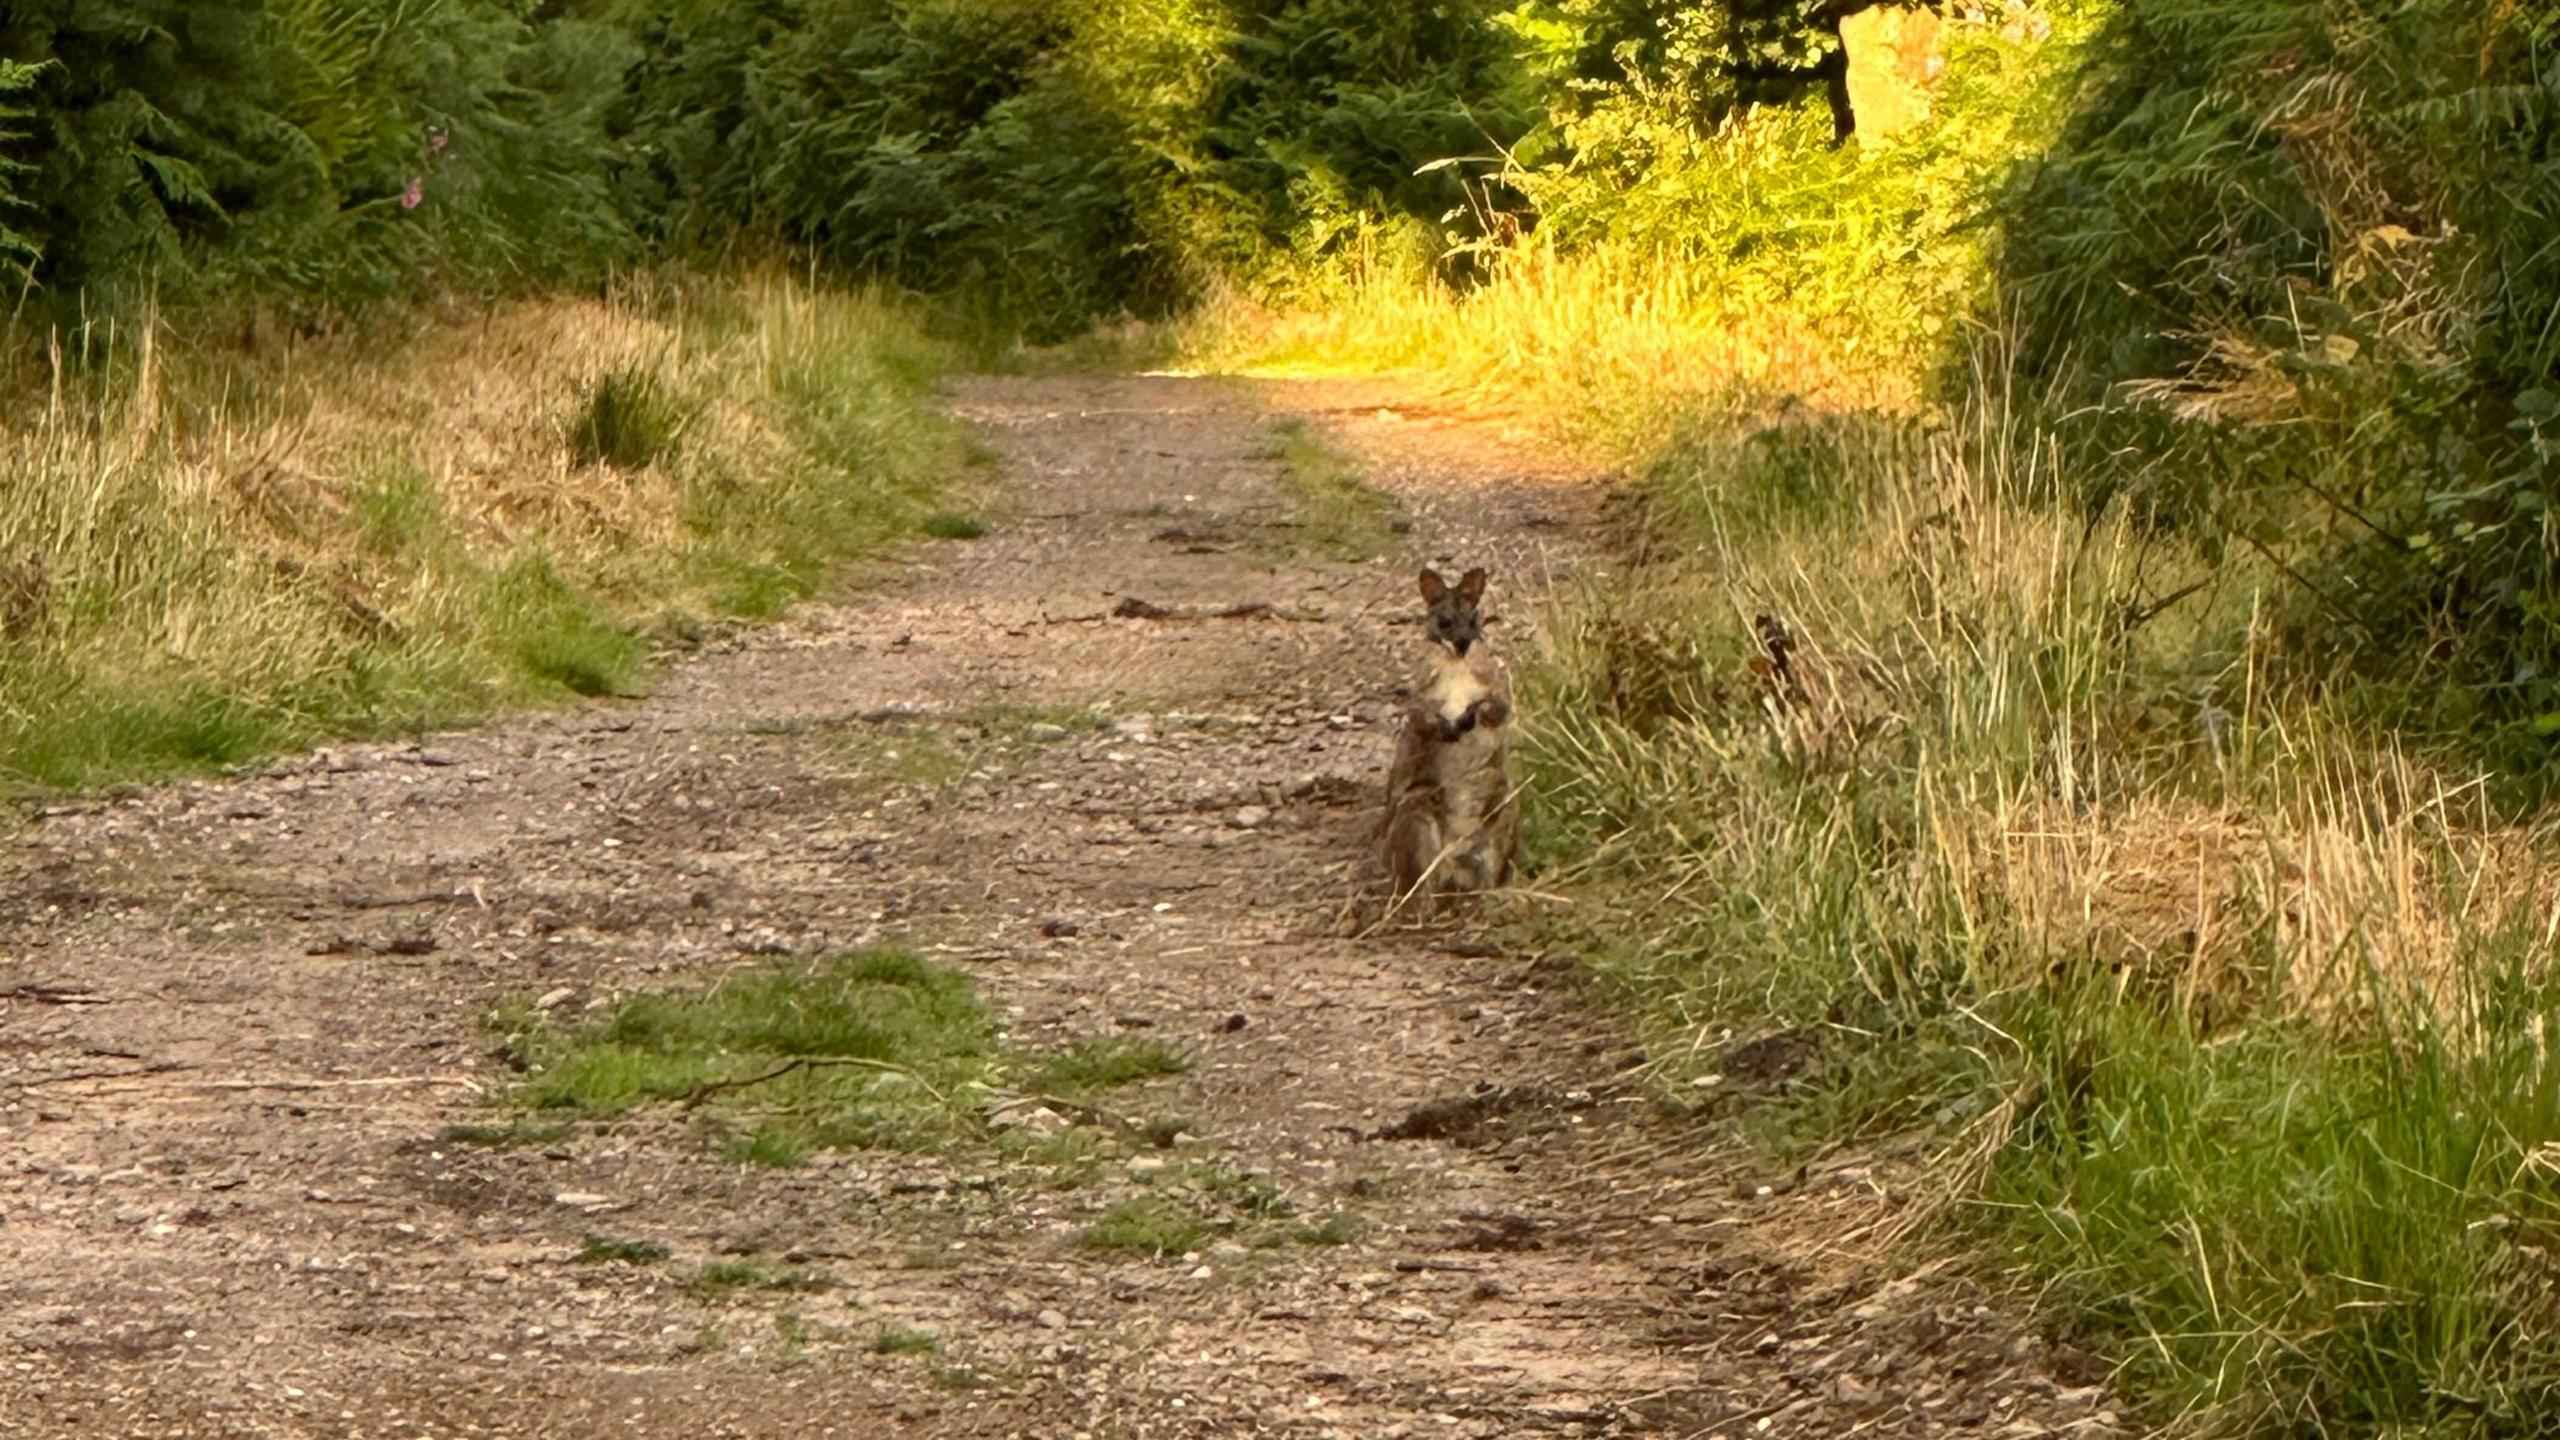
[1456,568,1488,602]
[1417,568,1448,603]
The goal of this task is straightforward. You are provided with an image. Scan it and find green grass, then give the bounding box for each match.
[685,1258,834,1298]
[0,688,298,791]
[576,1234,673,1266]
[492,949,997,1157]
[489,555,648,700]
[1262,419,1398,561]
[920,511,988,540]
[871,1322,941,1356]
[1078,1196,1214,1258]
[723,1124,811,1169]
[1075,1159,1349,1259]
[1985,971,2560,1429]
[1029,1038,1191,1094]
[829,704,1107,800]
[438,1118,575,1148]
[347,464,446,557]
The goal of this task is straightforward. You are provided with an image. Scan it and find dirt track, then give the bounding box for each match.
[0,376,2116,1438]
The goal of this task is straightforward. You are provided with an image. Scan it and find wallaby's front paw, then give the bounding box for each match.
[1474,695,1511,729]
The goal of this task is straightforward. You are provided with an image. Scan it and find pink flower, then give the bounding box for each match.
[401,177,424,210]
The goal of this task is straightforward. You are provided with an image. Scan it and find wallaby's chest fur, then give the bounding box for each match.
[1420,651,1509,818]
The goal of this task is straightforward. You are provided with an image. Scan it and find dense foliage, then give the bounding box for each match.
[1997,0,2560,766]
[3,0,2554,767]
[0,0,1564,334]
[0,0,632,325]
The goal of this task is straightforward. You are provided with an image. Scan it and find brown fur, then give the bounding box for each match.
[1377,567,1518,914]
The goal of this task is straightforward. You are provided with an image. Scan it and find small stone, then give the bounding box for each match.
[1220,1013,1249,1034]
[991,1106,1068,1137]
[553,1192,613,1210]
[1228,805,1271,830]
[1035,1309,1067,1330]
[534,987,577,1011]
[1026,723,1070,743]
[1040,917,1081,939]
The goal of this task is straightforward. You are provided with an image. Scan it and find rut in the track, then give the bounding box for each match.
[0,376,2113,1440]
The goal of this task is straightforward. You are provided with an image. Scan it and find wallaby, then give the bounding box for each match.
[1378,566,1518,913]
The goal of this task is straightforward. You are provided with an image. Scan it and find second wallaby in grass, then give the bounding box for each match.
[1379,566,1518,911]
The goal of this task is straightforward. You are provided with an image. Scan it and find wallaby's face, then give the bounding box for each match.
[1417,567,1488,657]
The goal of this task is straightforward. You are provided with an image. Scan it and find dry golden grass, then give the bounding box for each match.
[1183,242,1909,458]
[0,274,959,786]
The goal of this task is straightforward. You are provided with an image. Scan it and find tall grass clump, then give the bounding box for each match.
[1517,391,2560,1432]
[0,274,962,787]
[571,364,694,471]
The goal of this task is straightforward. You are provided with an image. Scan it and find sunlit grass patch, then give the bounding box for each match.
[1261,418,1398,561]
[1078,1196,1213,1258]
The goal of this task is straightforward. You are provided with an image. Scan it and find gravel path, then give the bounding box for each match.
[0,375,2115,1439]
